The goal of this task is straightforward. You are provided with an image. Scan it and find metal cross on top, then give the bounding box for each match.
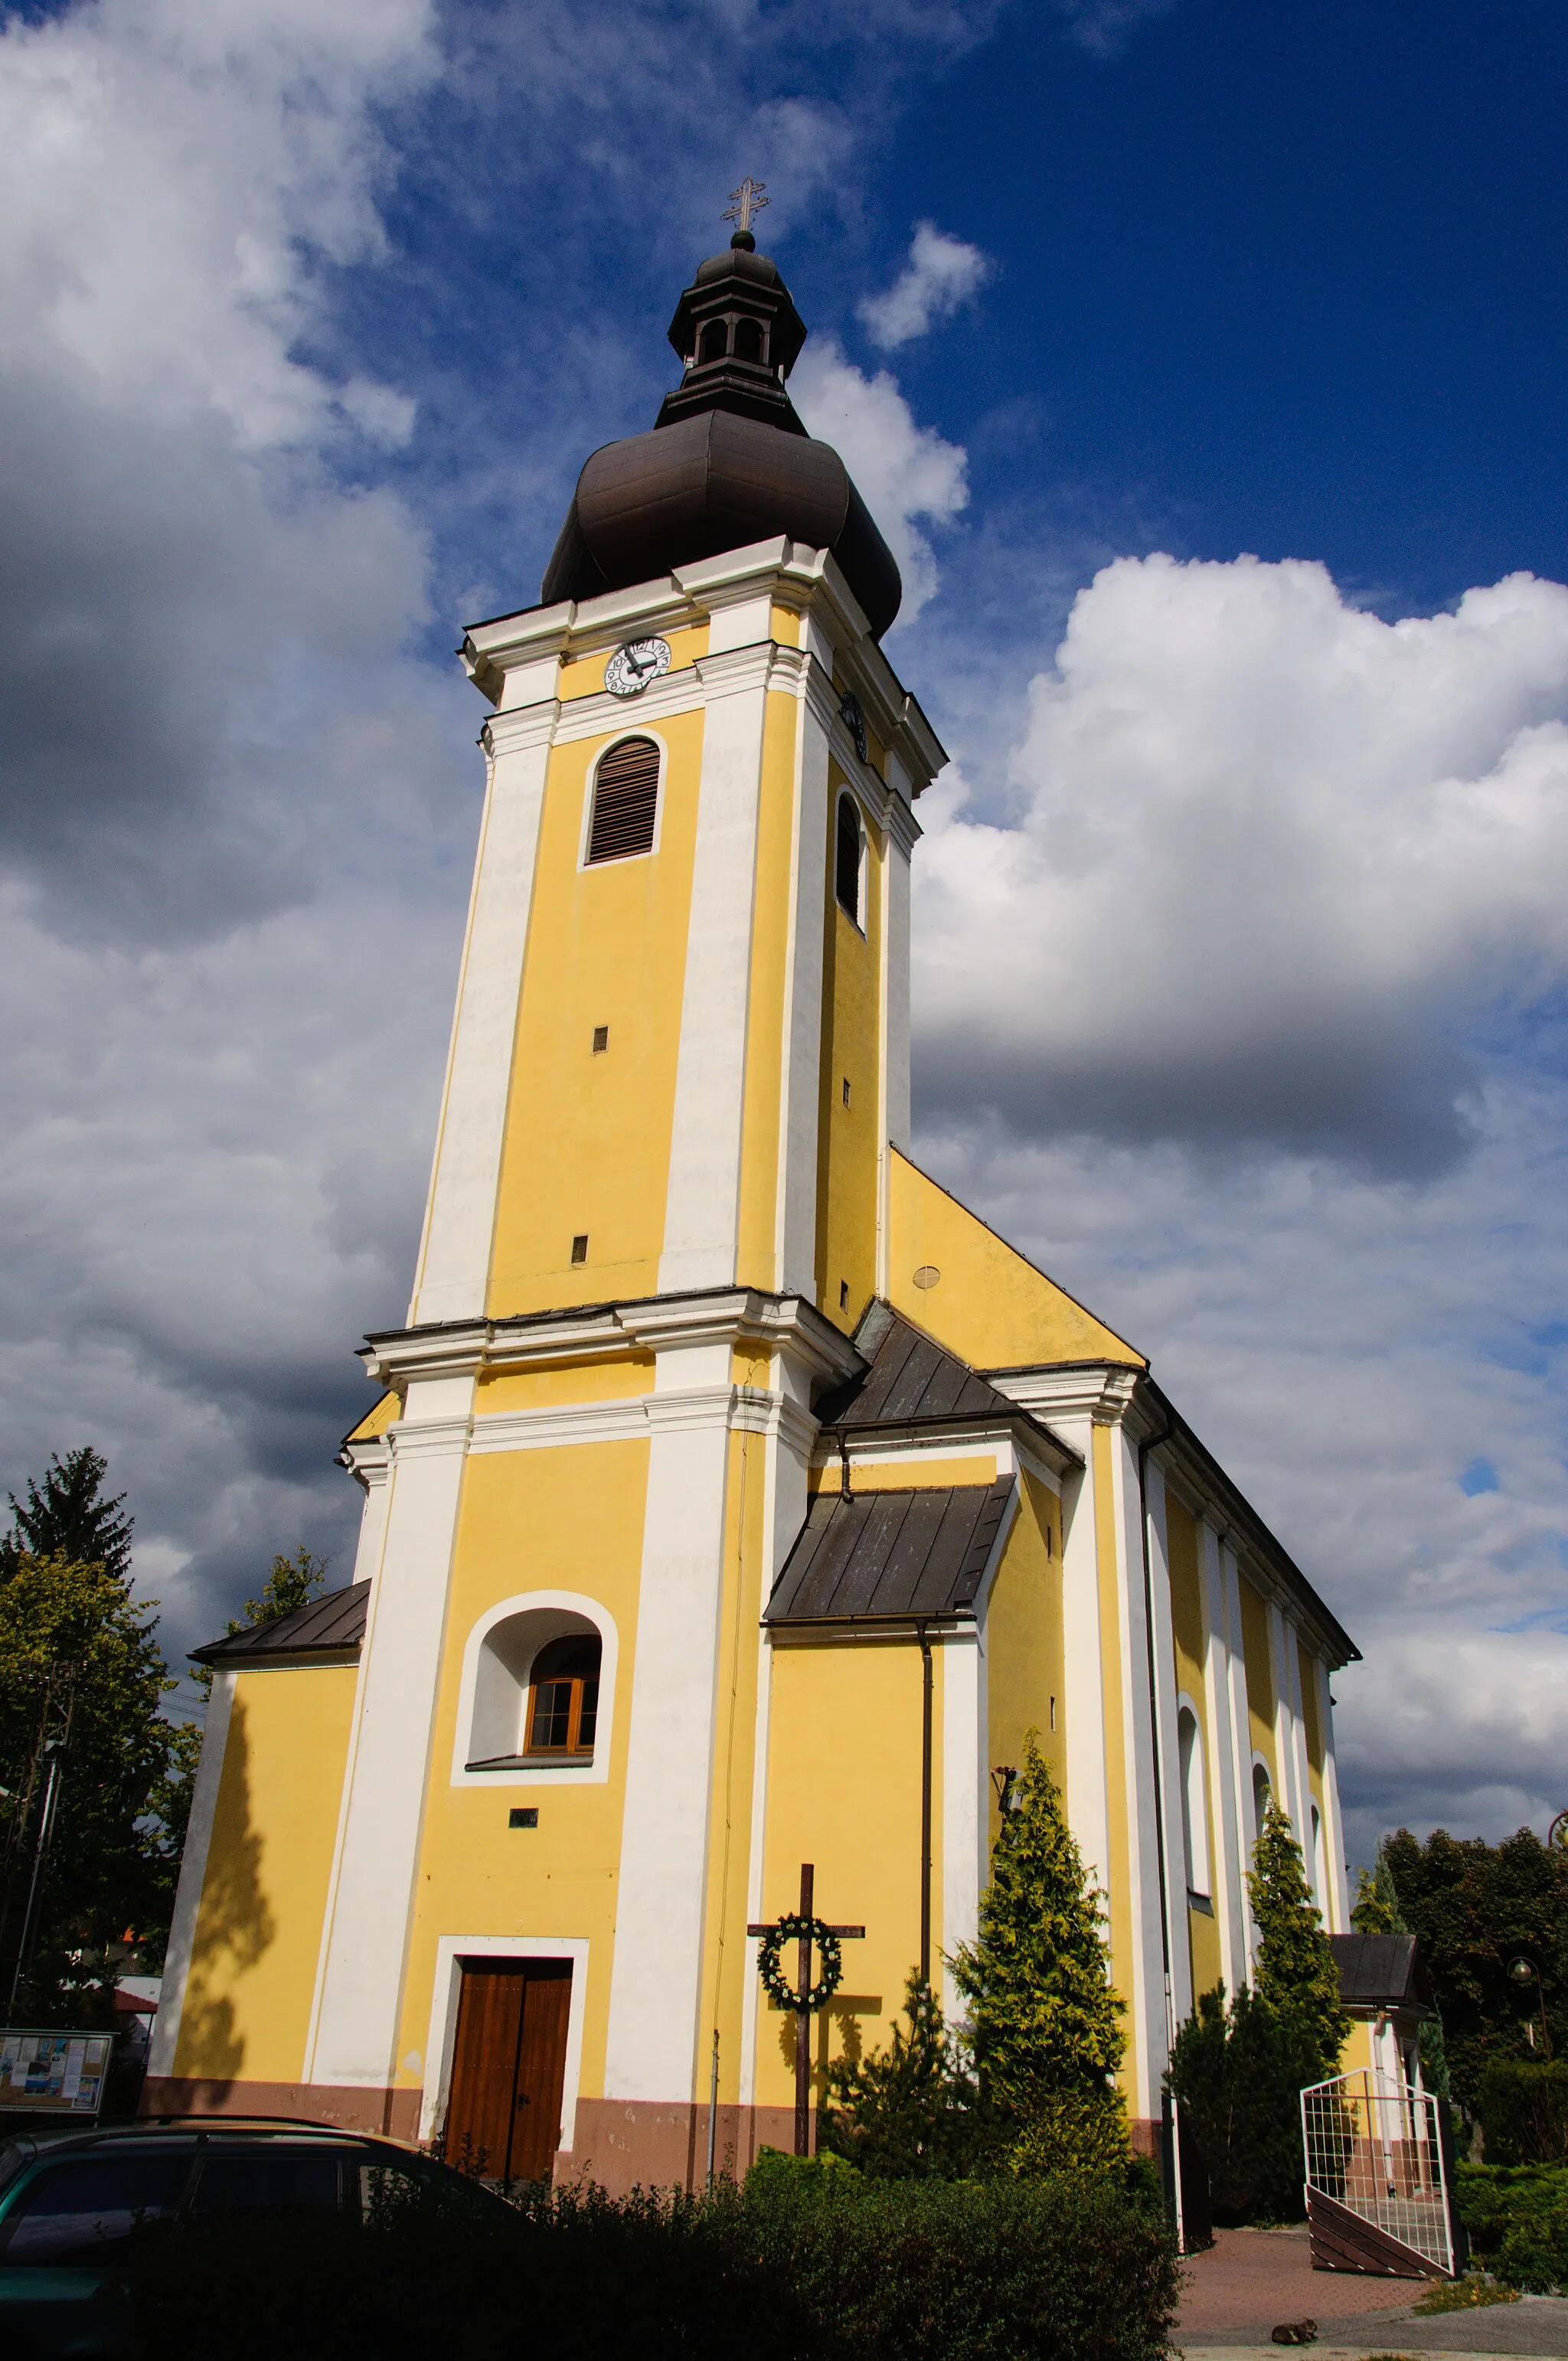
[749,1862,864,2157]
[723,176,769,237]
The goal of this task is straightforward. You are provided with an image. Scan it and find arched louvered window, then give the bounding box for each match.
[835,792,863,923]
[586,738,660,864]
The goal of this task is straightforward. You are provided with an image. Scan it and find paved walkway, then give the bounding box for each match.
[1175,2226,1568,2356]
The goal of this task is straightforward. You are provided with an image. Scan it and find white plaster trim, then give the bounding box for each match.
[1145,1462,1191,2036]
[657,661,769,1295]
[1221,1550,1258,1963]
[1197,1522,1245,1995]
[987,1365,1142,1424]
[941,1627,982,1995]
[408,725,551,1329]
[773,658,824,1298]
[420,1934,591,2150]
[740,1628,774,2111]
[1054,1435,1111,1932]
[449,1591,620,1790]
[1317,1657,1351,1932]
[1108,1423,1160,2118]
[469,1400,652,1453]
[147,1670,234,2080]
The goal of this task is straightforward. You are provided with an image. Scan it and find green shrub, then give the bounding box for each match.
[127,2154,1178,2361]
[1455,2161,1568,2294]
[1477,2059,1568,2165]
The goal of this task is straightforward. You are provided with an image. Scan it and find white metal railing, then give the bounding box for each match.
[1301,2069,1453,2276]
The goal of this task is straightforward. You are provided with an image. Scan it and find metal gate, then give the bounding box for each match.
[1301,2069,1455,2278]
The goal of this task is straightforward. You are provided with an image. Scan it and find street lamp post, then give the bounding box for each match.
[1507,1956,1553,2061]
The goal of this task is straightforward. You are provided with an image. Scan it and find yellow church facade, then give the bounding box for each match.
[146,232,1357,2188]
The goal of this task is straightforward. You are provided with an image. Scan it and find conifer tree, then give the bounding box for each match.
[950,1734,1125,2167]
[1,1448,133,1585]
[821,1974,991,2177]
[1250,1798,1350,2082]
[1351,1846,1403,1935]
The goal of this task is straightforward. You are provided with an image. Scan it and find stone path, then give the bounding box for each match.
[1175,2225,1568,2356]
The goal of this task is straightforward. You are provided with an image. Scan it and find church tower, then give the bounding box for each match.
[149,221,1358,2187]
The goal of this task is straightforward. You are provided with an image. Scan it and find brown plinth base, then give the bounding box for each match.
[139,2075,423,2145]
[557,2100,802,2196]
[1307,2187,1446,2280]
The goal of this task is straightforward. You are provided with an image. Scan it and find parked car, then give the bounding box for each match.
[0,2116,509,2358]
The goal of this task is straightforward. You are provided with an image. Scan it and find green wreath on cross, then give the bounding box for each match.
[756,1914,844,2013]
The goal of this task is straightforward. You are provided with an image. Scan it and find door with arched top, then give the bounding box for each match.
[443,1958,572,2183]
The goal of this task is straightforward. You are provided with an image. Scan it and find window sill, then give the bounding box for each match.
[465,1752,596,1773]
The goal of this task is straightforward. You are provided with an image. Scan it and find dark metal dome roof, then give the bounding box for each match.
[541,236,902,638]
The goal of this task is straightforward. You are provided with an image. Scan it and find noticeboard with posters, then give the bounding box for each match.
[0,2030,113,2116]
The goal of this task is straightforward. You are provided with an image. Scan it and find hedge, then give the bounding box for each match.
[1456,2162,1568,2292]
[128,2153,1179,2361]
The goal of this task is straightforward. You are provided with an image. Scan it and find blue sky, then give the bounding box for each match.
[2,0,1567,1868]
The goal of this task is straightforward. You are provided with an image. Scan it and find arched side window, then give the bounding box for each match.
[1177,1701,1210,1900]
[733,317,764,364]
[697,318,729,364]
[1252,1759,1272,1847]
[462,1603,610,1776]
[586,737,661,865]
[1311,1801,1329,1913]
[835,792,863,924]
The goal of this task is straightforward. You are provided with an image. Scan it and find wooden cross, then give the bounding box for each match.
[750,1862,864,2156]
[724,177,769,237]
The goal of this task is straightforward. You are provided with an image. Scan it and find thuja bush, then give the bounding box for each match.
[129,2154,1178,2361]
[1456,2163,1568,2294]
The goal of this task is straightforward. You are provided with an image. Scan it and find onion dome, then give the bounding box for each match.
[541,231,902,639]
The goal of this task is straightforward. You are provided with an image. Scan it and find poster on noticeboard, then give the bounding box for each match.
[0,2030,113,2115]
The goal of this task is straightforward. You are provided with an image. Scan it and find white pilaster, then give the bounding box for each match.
[1143,1461,1191,2034]
[1267,1599,1307,1840]
[1198,1522,1246,1994]
[658,648,772,1295]
[1316,1657,1351,1931]
[1109,1423,1161,2118]
[1220,1549,1258,1964]
[602,1337,733,2101]
[1054,1442,1111,1905]
[147,1670,235,2080]
[408,703,555,1327]
[307,1370,473,2089]
[877,789,916,1300]
[776,671,829,1298]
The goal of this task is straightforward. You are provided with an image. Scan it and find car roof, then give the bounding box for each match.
[2,2118,420,2160]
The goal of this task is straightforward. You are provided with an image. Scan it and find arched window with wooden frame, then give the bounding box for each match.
[524,1635,600,1759]
[835,790,864,925]
[586,736,661,865]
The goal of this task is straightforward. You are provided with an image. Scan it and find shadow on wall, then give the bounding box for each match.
[771,1994,886,2101]
[178,1697,275,2087]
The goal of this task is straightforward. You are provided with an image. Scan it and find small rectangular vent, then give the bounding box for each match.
[509,1807,538,1830]
[587,737,660,864]
[592,1025,609,1053]
[570,1234,588,1265]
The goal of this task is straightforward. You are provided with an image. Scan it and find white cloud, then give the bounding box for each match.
[858,220,992,349]
[791,337,969,619]
[916,554,1568,1166]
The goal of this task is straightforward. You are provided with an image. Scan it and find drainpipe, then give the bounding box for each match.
[1136,1393,1178,2235]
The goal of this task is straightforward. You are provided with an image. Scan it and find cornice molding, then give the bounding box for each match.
[482,700,562,758]
[985,1362,1142,1426]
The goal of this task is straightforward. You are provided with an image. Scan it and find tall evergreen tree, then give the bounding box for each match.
[1250,1798,1350,2081]
[950,1735,1125,2170]
[1351,1846,1404,1934]
[1,1448,133,1585]
[821,1974,993,2177]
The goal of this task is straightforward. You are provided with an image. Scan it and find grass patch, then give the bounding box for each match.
[1412,2274,1523,2314]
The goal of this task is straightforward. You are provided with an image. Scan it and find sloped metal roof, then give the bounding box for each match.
[764,1478,1014,1626]
[1329,1932,1431,2013]
[814,1303,1023,1431]
[191,1581,370,1667]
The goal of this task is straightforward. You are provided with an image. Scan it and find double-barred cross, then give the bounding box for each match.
[749,1861,864,2157]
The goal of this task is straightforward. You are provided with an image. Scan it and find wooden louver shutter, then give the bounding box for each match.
[587,737,660,863]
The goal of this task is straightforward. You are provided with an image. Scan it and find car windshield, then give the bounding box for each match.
[189,2147,343,2216]
[0,2151,191,2264]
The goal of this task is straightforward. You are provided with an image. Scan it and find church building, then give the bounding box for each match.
[145,216,1359,2189]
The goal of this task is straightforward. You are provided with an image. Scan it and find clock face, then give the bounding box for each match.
[604,637,671,698]
[839,690,867,763]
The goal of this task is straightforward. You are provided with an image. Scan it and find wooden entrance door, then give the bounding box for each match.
[444,1958,572,2183]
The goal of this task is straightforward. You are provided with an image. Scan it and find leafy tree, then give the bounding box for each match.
[191,1547,329,1700]
[1381,1825,1568,2114]
[1351,1838,1451,2095]
[950,1735,1126,2171]
[1,1447,133,1585]
[821,1974,998,2178]
[0,1552,178,2016]
[1166,1984,1318,2222]
[1250,1798,1349,2081]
